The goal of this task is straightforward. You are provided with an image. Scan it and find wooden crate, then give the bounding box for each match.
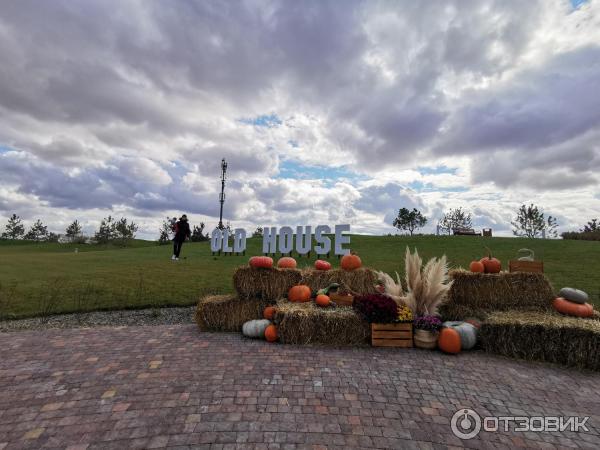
[509,260,544,273]
[371,323,413,347]
[329,293,354,307]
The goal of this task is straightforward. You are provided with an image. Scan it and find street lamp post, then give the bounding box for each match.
[218,158,227,230]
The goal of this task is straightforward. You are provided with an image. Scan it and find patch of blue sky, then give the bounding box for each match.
[417,165,457,175]
[0,144,12,154]
[407,180,468,193]
[277,160,367,186]
[238,113,282,128]
[571,0,586,9]
[287,140,299,148]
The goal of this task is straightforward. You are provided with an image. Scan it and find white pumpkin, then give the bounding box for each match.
[442,321,477,350]
[242,319,271,339]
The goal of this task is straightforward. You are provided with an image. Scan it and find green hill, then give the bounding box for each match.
[0,235,598,319]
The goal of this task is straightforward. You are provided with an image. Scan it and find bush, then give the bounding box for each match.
[353,294,398,323]
[561,231,600,241]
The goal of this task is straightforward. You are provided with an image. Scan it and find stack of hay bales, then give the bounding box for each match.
[440,269,555,320]
[196,263,378,344]
[480,311,600,371]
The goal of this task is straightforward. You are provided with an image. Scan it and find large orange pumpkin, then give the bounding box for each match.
[314,260,331,271]
[264,324,278,342]
[315,294,331,307]
[341,253,362,271]
[263,306,277,320]
[277,257,297,269]
[249,256,273,269]
[288,285,311,303]
[552,297,594,318]
[469,261,485,273]
[479,248,501,274]
[438,327,461,354]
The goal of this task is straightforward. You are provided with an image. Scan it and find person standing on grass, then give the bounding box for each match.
[172,214,191,261]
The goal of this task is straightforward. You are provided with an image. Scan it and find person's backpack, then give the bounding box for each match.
[170,221,179,234]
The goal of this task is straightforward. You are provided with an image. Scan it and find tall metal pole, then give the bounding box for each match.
[218,158,227,230]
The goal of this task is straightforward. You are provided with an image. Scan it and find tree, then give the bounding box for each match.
[158,218,171,245]
[511,204,558,238]
[94,216,117,244]
[438,208,472,235]
[392,208,427,236]
[191,222,209,242]
[581,218,599,233]
[2,214,25,239]
[113,217,138,245]
[252,227,263,238]
[24,219,48,241]
[65,220,83,240]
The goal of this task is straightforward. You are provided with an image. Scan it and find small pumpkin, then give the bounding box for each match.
[263,306,277,320]
[242,319,271,339]
[479,247,501,274]
[314,260,332,271]
[552,297,594,318]
[438,327,461,354]
[249,256,273,269]
[469,261,485,273]
[341,252,362,271]
[288,285,311,303]
[315,294,331,307]
[277,256,297,269]
[443,321,477,350]
[264,324,278,342]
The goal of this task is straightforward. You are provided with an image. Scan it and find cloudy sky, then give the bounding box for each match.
[1,0,599,239]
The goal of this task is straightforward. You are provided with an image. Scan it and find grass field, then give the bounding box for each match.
[0,235,599,319]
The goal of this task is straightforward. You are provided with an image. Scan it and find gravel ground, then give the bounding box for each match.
[0,306,196,332]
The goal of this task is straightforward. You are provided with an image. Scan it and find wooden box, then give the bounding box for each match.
[371,323,413,347]
[509,260,544,273]
[329,293,354,307]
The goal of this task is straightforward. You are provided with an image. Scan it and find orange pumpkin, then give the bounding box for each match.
[288,285,311,303]
[469,261,485,273]
[263,306,277,320]
[479,247,501,273]
[314,259,331,271]
[277,257,297,269]
[552,297,594,318]
[249,256,273,269]
[264,324,278,342]
[315,294,331,307]
[341,253,362,271]
[438,327,461,354]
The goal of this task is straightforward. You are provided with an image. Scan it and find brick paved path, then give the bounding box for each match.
[0,325,598,449]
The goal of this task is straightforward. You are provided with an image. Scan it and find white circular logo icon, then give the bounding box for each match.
[451,408,482,440]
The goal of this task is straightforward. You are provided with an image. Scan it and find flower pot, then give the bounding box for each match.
[414,329,438,349]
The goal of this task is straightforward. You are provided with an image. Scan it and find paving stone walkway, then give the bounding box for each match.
[0,325,598,449]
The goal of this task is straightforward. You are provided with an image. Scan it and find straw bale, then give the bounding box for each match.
[195,294,270,332]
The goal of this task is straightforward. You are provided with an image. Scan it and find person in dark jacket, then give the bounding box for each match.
[172,214,191,260]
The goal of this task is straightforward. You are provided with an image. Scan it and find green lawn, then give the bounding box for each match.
[0,235,598,319]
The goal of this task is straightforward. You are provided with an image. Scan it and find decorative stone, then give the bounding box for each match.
[558,287,588,304]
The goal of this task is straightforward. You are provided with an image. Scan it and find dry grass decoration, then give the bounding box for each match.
[440,269,554,320]
[195,294,270,332]
[274,301,369,346]
[376,247,452,316]
[480,311,600,371]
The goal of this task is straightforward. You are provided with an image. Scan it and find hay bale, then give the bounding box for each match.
[274,301,370,346]
[195,294,270,332]
[440,269,554,320]
[233,267,302,301]
[301,268,378,295]
[480,311,600,371]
